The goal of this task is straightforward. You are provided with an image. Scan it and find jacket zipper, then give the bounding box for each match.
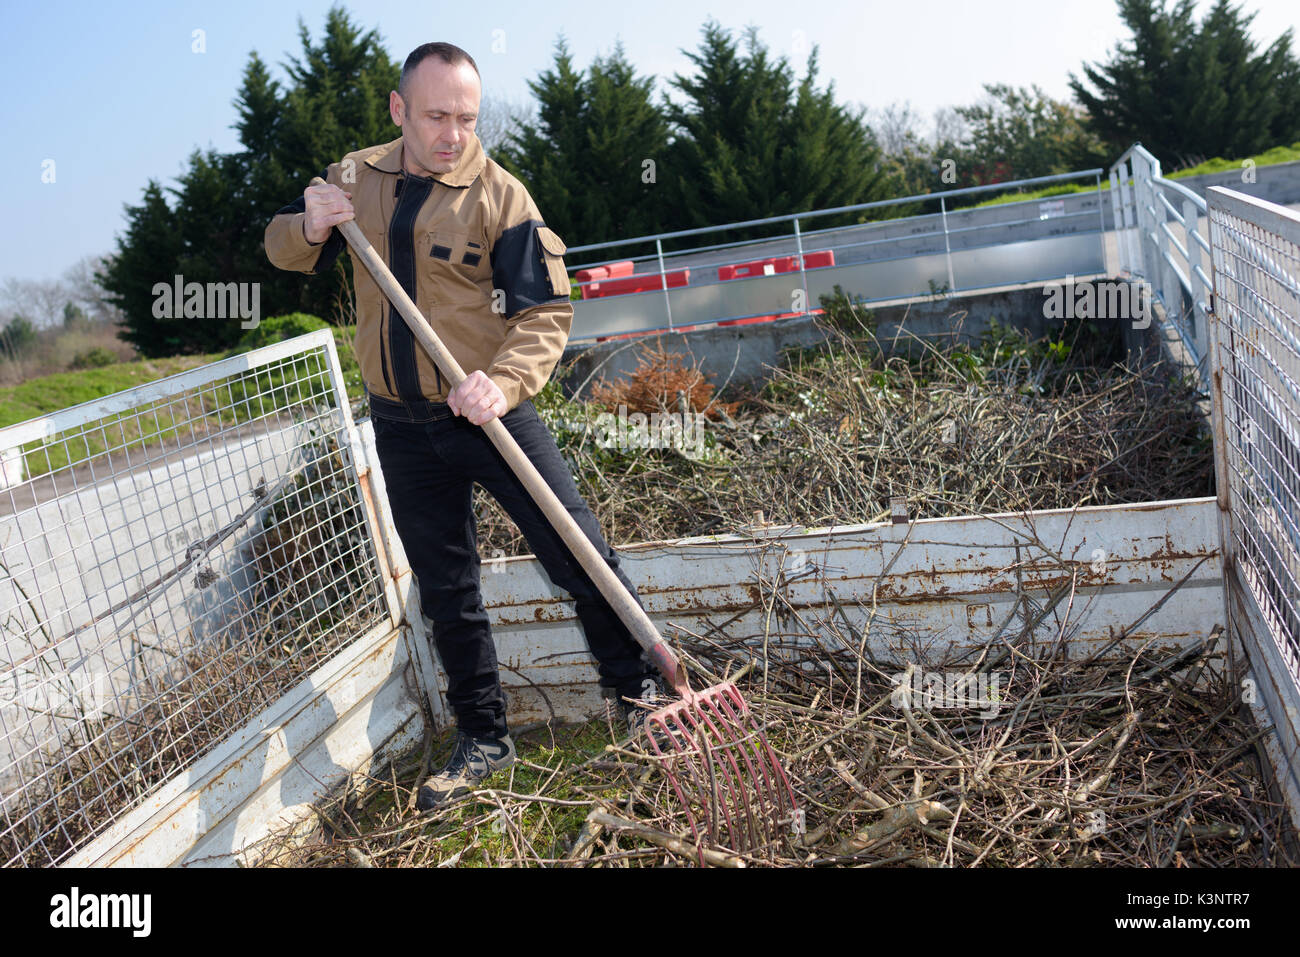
[379,307,394,396]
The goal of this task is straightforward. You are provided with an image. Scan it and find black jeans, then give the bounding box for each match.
[368,391,656,739]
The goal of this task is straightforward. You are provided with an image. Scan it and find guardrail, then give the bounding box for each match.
[1110,144,1215,388]
[566,169,1109,341]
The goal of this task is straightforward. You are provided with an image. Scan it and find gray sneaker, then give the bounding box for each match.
[416,730,516,811]
[603,676,664,740]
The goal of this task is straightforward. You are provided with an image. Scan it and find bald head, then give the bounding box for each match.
[399,42,479,101]
[390,45,482,178]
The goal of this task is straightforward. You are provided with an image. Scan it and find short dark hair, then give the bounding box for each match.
[399,42,480,100]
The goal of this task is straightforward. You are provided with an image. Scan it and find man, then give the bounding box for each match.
[264,42,661,811]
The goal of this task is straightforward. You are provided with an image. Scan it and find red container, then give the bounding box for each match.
[718,250,835,281]
[591,269,690,298]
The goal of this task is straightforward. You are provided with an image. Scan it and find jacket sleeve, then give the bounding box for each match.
[263,166,347,275]
[485,185,573,410]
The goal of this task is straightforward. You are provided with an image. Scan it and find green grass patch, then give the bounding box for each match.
[970,180,1104,208]
[968,140,1300,210]
[1,322,366,481]
[1167,141,1300,179]
[276,718,633,867]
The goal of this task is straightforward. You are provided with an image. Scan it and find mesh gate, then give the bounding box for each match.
[1207,187,1300,816]
[1207,188,1300,684]
[0,330,393,865]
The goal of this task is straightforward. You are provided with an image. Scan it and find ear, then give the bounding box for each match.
[389,90,404,128]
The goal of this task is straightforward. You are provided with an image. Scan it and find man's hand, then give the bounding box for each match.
[303,182,354,244]
[448,371,508,425]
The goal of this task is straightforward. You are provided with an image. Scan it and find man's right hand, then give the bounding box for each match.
[303,182,354,245]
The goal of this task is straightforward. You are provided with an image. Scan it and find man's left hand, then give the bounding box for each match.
[448,371,508,425]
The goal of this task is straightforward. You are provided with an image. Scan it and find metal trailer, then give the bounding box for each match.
[0,184,1295,867]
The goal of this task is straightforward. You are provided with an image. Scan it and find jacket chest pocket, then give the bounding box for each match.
[419,230,487,269]
[417,229,490,303]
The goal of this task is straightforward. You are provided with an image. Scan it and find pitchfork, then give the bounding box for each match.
[310,177,798,857]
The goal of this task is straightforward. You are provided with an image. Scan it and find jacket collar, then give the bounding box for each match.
[364,133,485,188]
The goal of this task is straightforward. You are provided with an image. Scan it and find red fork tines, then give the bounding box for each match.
[645,681,798,861]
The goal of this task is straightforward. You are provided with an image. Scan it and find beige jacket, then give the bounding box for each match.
[264,133,572,411]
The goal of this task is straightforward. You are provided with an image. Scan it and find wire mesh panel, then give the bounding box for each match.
[0,330,391,866]
[1207,188,1300,692]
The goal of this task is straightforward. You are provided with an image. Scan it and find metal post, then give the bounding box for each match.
[1202,207,1235,651]
[940,195,956,294]
[1095,172,1106,273]
[656,238,674,330]
[1118,158,1136,275]
[793,218,810,316]
[1156,201,1172,309]
[1184,197,1204,346]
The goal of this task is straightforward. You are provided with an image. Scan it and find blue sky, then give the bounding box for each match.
[3,0,1297,284]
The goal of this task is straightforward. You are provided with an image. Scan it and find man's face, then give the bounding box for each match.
[390,58,481,177]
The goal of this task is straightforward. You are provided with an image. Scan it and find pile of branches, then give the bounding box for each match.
[247,544,1296,868]
[475,308,1213,555]
[241,309,1277,869]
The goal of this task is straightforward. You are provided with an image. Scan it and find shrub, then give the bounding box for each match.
[0,316,38,357]
[237,313,330,350]
[69,347,118,369]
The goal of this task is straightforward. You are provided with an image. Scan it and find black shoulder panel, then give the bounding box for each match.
[491,219,567,316]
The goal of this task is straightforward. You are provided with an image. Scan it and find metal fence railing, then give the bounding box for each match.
[0,329,395,866]
[1207,185,1300,815]
[1111,144,1215,389]
[566,168,1109,340]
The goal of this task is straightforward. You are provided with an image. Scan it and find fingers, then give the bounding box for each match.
[303,184,354,243]
[449,373,506,425]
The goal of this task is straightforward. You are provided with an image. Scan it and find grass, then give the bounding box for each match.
[968,140,1300,209]
[0,320,139,387]
[260,717,635,867]
[0,326,365,480]
[1167,141,1300,179]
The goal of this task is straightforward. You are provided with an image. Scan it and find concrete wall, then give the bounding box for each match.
[560,283,1118,400]
[1167,159,1300,208]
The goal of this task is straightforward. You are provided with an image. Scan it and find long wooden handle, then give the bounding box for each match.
[308,178,688,695]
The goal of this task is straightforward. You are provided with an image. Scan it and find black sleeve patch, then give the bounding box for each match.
[430,244,453,261]
[491,219,568,316]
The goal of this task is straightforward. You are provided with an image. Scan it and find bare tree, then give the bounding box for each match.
[931,106,969,151]
[871,102,926,158]
[0,277,66,330]
[476,90,536,158]
[63,255,122,324]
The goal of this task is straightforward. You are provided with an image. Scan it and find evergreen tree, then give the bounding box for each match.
[98,181,182,355]
[499,39,669,246]
[104,5,400,356]
[664,23,891,235]
[1071,0,1300,166]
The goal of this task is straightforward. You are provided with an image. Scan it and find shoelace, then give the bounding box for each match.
[437,732,477,779]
